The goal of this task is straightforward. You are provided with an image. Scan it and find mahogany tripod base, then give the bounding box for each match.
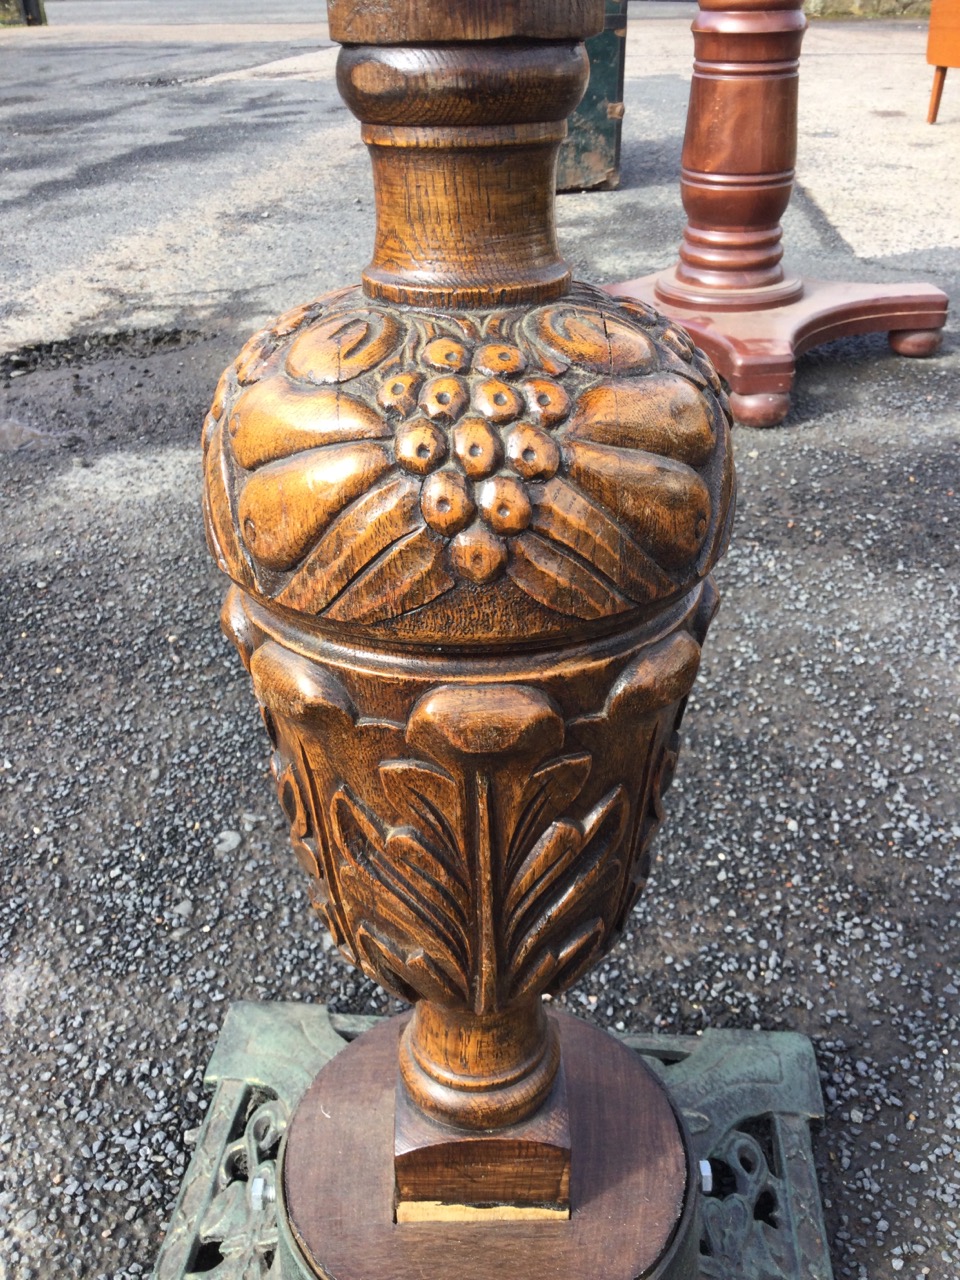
[282,1012,699,1280]
[609,274,949,427]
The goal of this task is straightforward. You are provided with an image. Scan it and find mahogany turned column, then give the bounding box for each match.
[201,1,734,1276]
[610,0,949,427]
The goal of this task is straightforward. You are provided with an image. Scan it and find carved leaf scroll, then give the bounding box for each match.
[237,594,711,1016]
[286,310,403,384]
[505,783,630,999]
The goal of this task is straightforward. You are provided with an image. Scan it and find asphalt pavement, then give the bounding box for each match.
[0,6,958,1280]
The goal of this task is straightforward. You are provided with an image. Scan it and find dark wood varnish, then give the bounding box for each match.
[659,0,806,310]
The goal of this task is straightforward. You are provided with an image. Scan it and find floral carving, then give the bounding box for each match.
[203,283,734,627]
[328,685,631,1011]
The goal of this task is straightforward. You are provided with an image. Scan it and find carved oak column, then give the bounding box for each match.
[611,0,948,427]
[201,2,734,1276]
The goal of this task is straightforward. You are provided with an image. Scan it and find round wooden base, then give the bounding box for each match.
[655,267,805,314]
[281,1011,699,1280]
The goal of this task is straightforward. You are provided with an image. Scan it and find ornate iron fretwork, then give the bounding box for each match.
[154,1005,834,1280]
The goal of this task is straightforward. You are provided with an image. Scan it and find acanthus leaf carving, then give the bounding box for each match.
[243,595,712,1021]
[505,750,593,884]
[506,784,630,999]
[329,786,471,1006]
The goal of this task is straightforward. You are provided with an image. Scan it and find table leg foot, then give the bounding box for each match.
[889,328,943,358]
[728,391,792,429]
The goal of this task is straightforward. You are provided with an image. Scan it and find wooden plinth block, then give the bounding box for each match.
[394,1054,571,1222]
[283,1012,699,1280]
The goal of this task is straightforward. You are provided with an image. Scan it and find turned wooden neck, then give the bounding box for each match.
[336,41,591,309]
[656,0,807,309]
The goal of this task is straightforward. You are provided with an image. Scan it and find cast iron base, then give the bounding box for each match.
[153,1003,835,1280]
[608,274,949,427]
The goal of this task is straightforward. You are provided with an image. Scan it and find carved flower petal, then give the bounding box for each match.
[229,379,390,470]
[271,300,314,338]
[507,532,631,620]
[234,328,273,385]
[209,368,231,423]
[529,476,675,604]
[530,305,658,375]
[249,641,357,728]
[324,527,454,623]
[566,375,717,469]
[407,684,563,763]
[238,441,393,572]
[203,420,253,587]
[275,473,421,614]
[564,440,711,572]
[286,310,402,384]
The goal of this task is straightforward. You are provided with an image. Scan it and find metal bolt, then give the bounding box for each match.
[250,1175,277,1212]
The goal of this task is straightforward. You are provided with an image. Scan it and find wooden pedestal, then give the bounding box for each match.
[281,1012,699,1280]
[612,0,949,428]
[155,1003,837,1280]
[608,275,948,428]
[195,4,735,1275]
[394,1058,572,1222]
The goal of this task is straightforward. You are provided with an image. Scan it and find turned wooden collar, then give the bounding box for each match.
[337,42,590,308]
[327,0,605,45]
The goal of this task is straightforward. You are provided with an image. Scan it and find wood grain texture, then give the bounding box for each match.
[337,43,590,307]
[394,1052,571,1215]
[203,285,734,642]
[203,0,736,1163]
[221,579,720,1128]
[284,1012,697,1280]
[328,0,605,44]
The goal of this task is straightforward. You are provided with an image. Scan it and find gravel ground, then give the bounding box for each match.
[2,11,959,1280]
[1,319,958,1280]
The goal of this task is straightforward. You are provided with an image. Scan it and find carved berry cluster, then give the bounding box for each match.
[375,339,569,583]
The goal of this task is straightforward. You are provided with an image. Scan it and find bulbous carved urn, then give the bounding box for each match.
[201,2,734,1275]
